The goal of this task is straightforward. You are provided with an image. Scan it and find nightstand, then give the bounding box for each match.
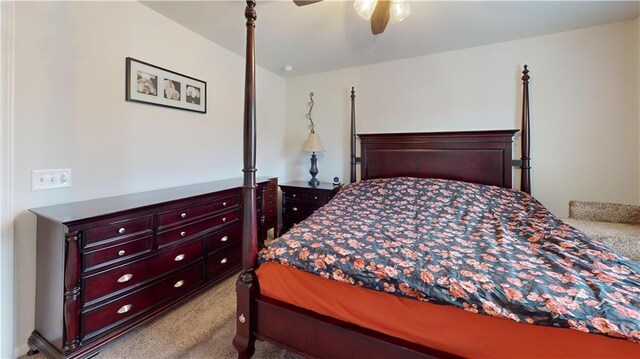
[279,181,341,235]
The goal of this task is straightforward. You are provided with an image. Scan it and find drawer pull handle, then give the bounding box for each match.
[118,227,126,234]
[221,258,228,264]
[314,196,318,200]
[181,213,187,218]
[292,194,296,198]
[117,274,133,283]
[222,217,227,222]
[174,280,184,288]
[117,250,126,256]
[180,231,187,237]
[293,207,298,212]
[223,201,227,207]
[117,304,132,314]
[174,254,185,262]
[221,236,229,242]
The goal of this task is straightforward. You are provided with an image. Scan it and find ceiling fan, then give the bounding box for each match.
[293,0,412,35]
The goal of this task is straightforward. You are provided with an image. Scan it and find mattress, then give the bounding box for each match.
[257,262,639,358]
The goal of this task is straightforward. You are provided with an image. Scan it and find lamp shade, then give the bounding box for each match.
[302,132,325,152]
[355,0,411,23]
[354,0,376,20]
[389,0,411,24]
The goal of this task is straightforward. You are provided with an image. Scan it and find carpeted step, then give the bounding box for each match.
[569,200,640,225]
[567,200,640,262]
[564,218,640,261]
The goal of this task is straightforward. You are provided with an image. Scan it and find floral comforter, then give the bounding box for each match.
[260,177,640,342]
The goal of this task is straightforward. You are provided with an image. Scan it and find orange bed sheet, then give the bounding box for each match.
[256,262,639,358]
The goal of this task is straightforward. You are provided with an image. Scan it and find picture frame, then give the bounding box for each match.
[125,57,207,113]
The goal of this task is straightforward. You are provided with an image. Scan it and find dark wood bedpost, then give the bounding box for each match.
[520,65,531,195]
[350,87,357,183]
[233,1,257,358]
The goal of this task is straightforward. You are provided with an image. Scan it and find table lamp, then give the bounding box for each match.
[302,132,325,187]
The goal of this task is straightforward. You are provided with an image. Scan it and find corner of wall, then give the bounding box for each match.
[637,16,640,205]
[0,1,16,358]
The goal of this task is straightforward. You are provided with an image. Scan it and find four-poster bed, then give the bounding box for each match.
[234,2,639,358]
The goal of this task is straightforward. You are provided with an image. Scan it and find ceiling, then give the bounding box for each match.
[142,1,640,77]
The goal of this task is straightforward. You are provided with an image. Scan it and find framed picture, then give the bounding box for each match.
[125,57,206,113]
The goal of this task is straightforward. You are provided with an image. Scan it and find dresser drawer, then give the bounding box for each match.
[206,244,241,280]
[284,200,318,217]
[84,215,153,247]
[157,208,239,247]
[283,189,305,201]
[83,240,203,304]
[81,262,205,340]
[304,192,330,203]
[158,194,240,229]
[83,235,152,272]
[206,224,241,255]
[264,196,277,217]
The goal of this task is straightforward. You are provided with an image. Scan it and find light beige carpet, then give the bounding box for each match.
[567,200,640,261]
[25,274,301,359]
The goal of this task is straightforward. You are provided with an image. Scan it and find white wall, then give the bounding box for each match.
[12,2,286,356]
[285,19,640,217]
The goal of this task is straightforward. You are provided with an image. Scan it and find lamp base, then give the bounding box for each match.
[309,152,319,187]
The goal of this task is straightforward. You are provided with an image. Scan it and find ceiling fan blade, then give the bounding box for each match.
[293,0,323,6]
[370,0,391,35]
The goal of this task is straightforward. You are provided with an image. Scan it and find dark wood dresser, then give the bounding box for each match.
[27,177,277,359]
[279,181,341,235]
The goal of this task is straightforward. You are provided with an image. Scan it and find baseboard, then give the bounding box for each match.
[14,343,28,358]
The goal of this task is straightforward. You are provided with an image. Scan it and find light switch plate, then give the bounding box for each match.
[31,169,72,191]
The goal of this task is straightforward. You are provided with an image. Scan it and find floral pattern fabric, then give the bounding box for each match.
[260,177,640,342]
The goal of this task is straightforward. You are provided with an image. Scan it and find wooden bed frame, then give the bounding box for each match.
[233,2,532,358]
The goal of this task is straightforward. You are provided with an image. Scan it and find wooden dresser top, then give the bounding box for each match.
[30,177,275,225]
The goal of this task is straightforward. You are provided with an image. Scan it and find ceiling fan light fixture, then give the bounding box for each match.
[354,0,377,20]
[389,0,411,24]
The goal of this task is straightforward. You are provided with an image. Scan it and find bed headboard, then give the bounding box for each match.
[358,130,518,189]
[349,66,532,193]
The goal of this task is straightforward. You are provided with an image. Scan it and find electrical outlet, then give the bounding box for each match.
[31,169,72,191]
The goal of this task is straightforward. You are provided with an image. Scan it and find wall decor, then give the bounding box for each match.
[125,57,206,113]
